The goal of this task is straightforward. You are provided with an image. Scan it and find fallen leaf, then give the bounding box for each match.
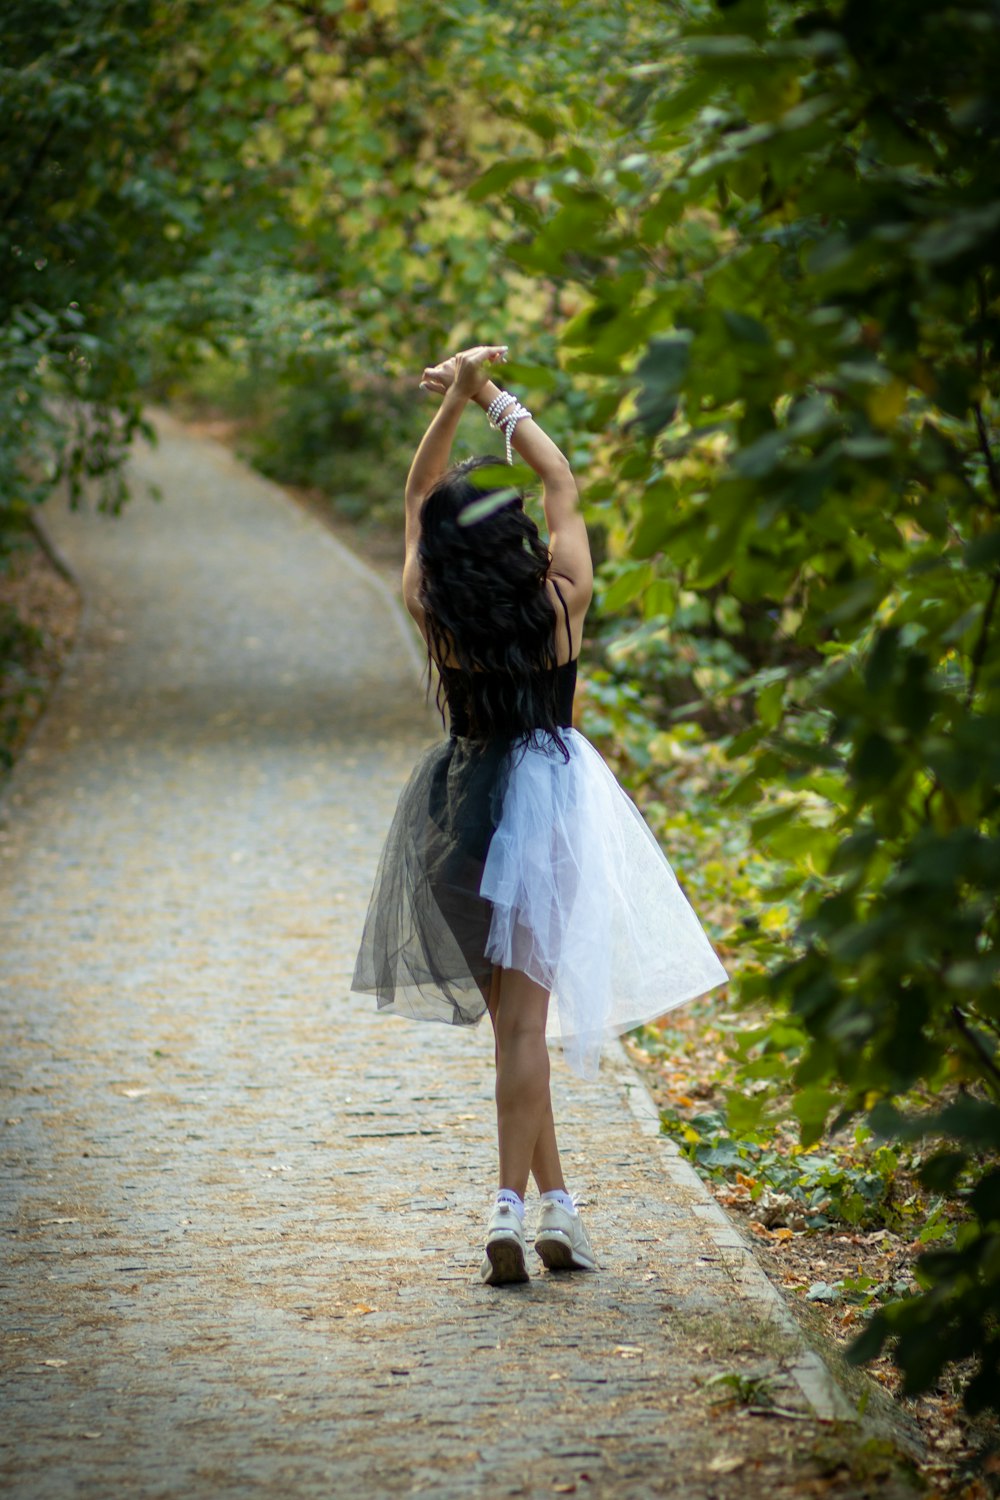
[708,1456,744,1474]
[347,1304,375,1316]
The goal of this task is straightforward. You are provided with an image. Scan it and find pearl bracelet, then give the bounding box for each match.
[483,386,531,463]
[497,401,532,465]
[485,389,517,427]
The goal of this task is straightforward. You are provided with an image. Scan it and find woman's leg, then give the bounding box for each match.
[487,965,566,1200]
[530,1096,565,1197]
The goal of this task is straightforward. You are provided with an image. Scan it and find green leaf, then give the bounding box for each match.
[642,579,677,619]
[722,309,769,346]
[792,1085,838,1148]
[853,732,902,786]
[846,1314,890,1367]
[750,802,802,842]
[631,481,683,559]
[806,1281,841,1303]
[634,335,692,434]
[919,1152,967,1193]
[467,158,547,201]
[458,488,521,524]
[466,462,535,493]
[965,530,1000,569]
[601,562,654,612]
[725,1088,769,1133]
[911,202,1000,265]
[499,360,561,392]
[639,188,686,244]
[756,678,785,730]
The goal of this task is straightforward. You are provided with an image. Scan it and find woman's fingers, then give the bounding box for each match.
[462,344,507,363]
[454,353,498,395]
[419,346,506,395]
[420,363,451,393]
[422,357,457,388]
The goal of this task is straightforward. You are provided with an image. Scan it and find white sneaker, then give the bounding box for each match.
[480,1202,529,1286]
[534,1201,598,1272]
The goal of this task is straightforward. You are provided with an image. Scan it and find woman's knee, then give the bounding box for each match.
[489,969,549,1058]
[494,1005,548,1055]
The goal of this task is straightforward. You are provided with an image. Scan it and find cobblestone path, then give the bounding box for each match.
[1,415,906,1499]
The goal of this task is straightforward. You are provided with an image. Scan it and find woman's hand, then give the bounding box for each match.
[420,344,507,397]
[419,356,456,395]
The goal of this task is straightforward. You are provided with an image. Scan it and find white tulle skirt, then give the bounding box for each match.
[481,731,728,1076]
[351,728,728,1079]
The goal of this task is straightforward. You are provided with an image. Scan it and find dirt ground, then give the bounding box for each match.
[0,527,80,771]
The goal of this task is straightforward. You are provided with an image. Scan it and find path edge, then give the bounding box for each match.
[606,1038,923,1445]
[0,498,89,821]
[148,407,426,680]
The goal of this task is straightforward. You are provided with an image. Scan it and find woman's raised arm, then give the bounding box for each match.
[472,378,593,613]
[402,346,507,625]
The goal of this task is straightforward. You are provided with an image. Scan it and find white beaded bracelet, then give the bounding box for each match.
[482,386,532,463]
[497,401,532,464]
[486,389,517,427]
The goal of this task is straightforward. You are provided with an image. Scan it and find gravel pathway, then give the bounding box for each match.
[0,414,912,1499]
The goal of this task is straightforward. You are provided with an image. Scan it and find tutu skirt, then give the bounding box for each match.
[351,728,728,1079]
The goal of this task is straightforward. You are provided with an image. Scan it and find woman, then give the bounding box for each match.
[351,345,728,1287]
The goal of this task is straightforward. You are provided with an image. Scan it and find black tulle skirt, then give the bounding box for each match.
[351,736,510,1024]
[350,729,729,1079]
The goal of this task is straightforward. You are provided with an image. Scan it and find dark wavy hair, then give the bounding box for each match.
[418,456,567,754]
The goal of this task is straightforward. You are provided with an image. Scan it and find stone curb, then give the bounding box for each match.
[605,1040,860,1425]
[606,1039,932,1463]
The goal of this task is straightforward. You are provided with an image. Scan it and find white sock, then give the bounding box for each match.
[495,1189,525,1221]
[541,1189,576,1215]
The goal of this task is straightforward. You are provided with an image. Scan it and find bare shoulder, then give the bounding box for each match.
[545,571,591,617]
[545,573,590,664]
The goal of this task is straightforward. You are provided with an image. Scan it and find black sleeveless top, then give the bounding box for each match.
[442,581,578,740]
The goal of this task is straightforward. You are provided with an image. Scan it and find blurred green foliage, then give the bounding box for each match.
[1,0,636,535]
[2,0,998,1413]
